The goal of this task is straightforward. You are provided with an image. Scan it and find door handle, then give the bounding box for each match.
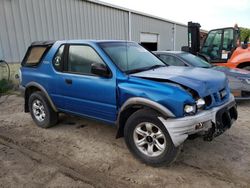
[65,79,72,85]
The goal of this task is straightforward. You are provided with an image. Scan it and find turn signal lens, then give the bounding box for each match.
[196,98,205,109]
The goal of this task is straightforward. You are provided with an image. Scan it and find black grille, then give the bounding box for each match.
[204,95,212,107]
[242,91,250,97]
[205,88,227,109]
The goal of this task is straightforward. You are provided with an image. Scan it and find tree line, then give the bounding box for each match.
[240,27,250,42]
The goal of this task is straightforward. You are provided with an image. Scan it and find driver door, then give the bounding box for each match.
[52,44,117,124]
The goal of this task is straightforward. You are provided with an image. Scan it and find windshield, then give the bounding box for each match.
[179,53,212,68]
[98,42,165,73]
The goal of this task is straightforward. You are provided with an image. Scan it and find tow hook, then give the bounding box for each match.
[203,123,215,141]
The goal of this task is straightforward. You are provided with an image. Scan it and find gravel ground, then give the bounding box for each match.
[0,95,250,187]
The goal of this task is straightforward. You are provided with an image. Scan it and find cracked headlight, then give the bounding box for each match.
[196,98,205,109]
[184,104,196,114]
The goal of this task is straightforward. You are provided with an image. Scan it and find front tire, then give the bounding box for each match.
[28,91,58,128]
[124,109,180,166]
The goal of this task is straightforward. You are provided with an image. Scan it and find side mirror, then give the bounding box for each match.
[91,63,111,78]
[181,46,190,52]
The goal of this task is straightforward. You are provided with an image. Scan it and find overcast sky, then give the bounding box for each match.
[100,0,250,30]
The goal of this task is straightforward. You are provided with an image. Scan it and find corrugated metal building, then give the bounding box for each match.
[0,0,188,63]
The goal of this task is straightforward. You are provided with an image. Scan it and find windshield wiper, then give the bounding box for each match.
[146,64,166,70]
[126,64,166,74]
[201,66,212,68]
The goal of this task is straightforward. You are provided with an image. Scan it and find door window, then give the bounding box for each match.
[222,29,234,51]
[67,45,105,75]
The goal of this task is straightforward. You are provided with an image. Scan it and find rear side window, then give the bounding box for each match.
[158,54,185,66]
[22,46,50,67]
[53,45,65,71]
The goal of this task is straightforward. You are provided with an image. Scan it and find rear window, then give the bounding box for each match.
[22,46,50,67]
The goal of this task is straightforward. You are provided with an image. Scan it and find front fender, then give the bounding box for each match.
[118,97,175,119]
[116,97,175,138]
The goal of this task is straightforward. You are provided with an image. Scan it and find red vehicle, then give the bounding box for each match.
[185,22,250,70]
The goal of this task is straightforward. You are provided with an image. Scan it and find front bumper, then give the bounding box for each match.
[159,94,237,147]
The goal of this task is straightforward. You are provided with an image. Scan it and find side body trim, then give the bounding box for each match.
[118,97,175,119]
[116,97,175,138]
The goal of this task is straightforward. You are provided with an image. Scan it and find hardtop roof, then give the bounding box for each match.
[30,41,55,46]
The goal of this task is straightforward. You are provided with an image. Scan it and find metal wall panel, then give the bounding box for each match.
[0,0,187,63]
[0,0,129,62]
[131,13,175,51]
[175,24,188,50]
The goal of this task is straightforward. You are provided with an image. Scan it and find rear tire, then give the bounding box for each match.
[242,66,250,71]
[124,109,180,166]
[28,91,58,128]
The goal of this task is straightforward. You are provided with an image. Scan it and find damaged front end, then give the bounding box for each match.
[203,101,238,141]
[158,94,237,146]
[121,66,238,146]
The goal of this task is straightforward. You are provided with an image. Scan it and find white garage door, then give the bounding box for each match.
[140,33,158,43]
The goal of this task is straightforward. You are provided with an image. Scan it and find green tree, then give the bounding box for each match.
[240,27,250,42]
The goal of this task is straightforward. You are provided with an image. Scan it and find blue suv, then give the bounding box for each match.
[20,40,238,166]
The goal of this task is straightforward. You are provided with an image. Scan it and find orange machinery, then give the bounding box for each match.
[184,22,250,70]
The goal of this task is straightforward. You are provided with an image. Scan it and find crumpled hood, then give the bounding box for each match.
[131,66,227,97]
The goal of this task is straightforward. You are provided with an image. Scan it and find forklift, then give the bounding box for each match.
[183,22,250,70]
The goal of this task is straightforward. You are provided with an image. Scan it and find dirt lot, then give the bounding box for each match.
[0,95,250,187]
